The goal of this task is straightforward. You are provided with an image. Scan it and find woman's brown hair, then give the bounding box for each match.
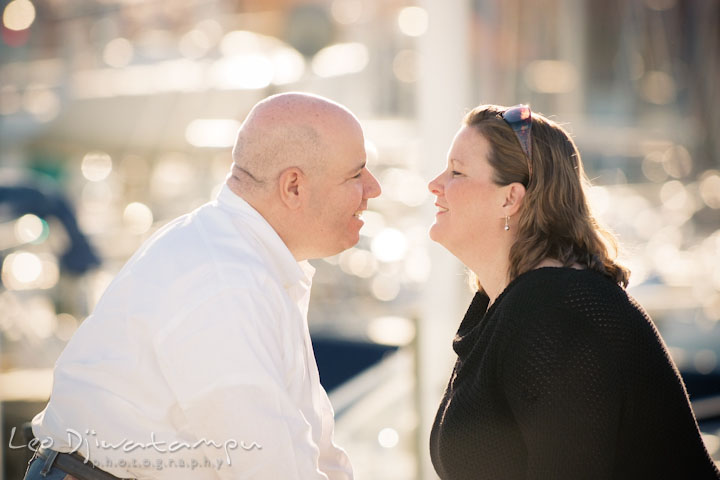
[464,104,630,288]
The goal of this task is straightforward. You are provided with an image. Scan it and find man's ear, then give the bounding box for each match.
[501,182,526,216]
[277,167,305,209]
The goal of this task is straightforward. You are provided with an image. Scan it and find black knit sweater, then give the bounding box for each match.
[430,267,720,479]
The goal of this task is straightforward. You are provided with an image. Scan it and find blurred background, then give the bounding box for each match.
[0,0,719,478]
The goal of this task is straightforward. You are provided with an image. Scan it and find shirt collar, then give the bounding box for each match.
[216,184,315,289]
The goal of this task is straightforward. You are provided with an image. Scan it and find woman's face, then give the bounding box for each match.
[428,126,507,255]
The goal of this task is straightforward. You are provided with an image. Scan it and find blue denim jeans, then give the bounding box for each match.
[24,450,77,480]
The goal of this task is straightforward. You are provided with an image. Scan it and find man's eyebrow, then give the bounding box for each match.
[348,161,366,175]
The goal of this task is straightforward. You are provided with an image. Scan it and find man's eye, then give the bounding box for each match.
[352,172,362,179]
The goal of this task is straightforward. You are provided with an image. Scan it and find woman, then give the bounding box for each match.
[427,104,719,479]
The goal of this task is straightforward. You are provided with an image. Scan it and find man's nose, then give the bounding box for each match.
[364,170,381,198]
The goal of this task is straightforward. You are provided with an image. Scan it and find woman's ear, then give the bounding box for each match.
[277,167,305,209]
[501,182,526,216]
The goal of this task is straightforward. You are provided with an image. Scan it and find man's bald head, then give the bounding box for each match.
[229,92,362,193]
[224,92,378,261]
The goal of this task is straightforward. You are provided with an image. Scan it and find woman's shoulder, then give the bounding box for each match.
[498,267,586,313]
[504,266,629,306]
[500,267,647,328]
[497,269,636,371]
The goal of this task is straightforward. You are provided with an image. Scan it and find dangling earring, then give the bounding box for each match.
[504,216,510,231]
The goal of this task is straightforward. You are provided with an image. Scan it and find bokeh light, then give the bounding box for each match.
[397,7,428,37]
[312,43,369,77]
[4,251,41,284]
[14,214,42,243]
[81,151,113,182]
[379,168,428,207]
[662,145,692,179]
[119,154,151,185]
[367,316,415,346]
[660,180,694,218]
[123,202,154,235]
[81,181,113,212]
[24,296,57,340]
[55,313,79,342]
[699,171,720,209]
[103,38,134,68]
[220,30,264,57]
[393,50,419,84]
[71,69,113,99]
[626,51,645,81]
[178,29,211,60]
[377,427,400,448]
[154,59,205,93]
[370,274,401,301]
[359,210,386,238]
[2,0,36,31]
[633,208,663,240]
[194,19,223,46]
[642,151,668,183]
[22,84,60,122]
[151,153,194,198]
[269,46,306,85]
[331,0,363,25]
[339,248,378,278]
[403,248,431,283]
[1,251,59,290]
[211,55,274,90]
[587,186,610,217]
[371,228,408,263]
[694,349,717,374]
[135,29,175,61]
[115,64,161,96]
[640,70,676,105]
[185,119,241,148]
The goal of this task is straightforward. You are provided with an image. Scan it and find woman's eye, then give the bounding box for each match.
[451,171,462,176]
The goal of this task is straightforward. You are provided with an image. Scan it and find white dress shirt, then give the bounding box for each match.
[32,185,353,480]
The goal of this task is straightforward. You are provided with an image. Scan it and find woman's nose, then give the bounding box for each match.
[428,174,443,195]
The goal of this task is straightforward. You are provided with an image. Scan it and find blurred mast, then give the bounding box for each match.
[415,0,472,479]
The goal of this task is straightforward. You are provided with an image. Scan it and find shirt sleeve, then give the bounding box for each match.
[152,285,334,480]
[500,305,622,479]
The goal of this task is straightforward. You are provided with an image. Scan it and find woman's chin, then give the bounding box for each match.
[428,224,445,245]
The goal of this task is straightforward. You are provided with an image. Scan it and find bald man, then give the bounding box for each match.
[25,93,381,480]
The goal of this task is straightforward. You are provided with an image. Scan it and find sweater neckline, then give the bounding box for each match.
[453,267,590,356]
[494,265,593,307]
[488,266,574,315]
